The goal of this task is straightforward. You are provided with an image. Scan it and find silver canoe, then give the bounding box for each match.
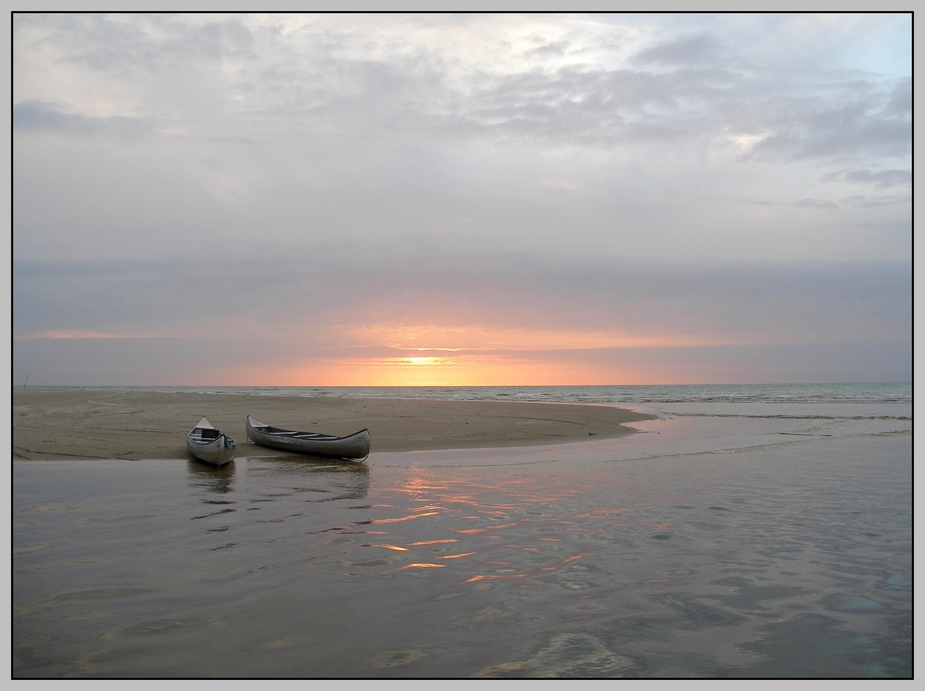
[187,416,236,466]
[246,415,370,461]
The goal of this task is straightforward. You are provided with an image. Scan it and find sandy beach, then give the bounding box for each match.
[12,389,655,460]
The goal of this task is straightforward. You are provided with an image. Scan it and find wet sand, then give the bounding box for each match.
[12,388,655,460]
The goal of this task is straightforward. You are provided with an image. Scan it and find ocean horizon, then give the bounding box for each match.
[16,381,912,405]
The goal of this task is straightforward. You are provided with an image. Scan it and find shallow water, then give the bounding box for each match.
[12,402,912,678]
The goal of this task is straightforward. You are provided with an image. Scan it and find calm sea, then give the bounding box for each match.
[37,381,912,404]
[13,383,912,679]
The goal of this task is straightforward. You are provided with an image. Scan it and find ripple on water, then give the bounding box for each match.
[476,632,635,678]
[822,594,882,612]
[368,649,426,669]
[650,592,744,628]
[649,532,675,540]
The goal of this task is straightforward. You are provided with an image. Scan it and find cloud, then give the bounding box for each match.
[14,247,911,346]
[633,32,729,66]
[822,168,911,189]
[13,100,155,141]
[17,14,909,161]
[12,13,912,386]
[793,198,839,210]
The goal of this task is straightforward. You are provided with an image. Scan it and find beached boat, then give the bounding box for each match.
[186,417,236,466]
[246,415,370,461]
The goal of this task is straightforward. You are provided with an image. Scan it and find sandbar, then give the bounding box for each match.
[12,389,656,460]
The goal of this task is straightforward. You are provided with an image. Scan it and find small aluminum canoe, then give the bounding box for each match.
[246,415,370,461]
[187,416,236,466]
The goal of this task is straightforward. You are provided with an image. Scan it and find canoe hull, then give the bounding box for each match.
[187,417,236,467]
[246,415,370,461]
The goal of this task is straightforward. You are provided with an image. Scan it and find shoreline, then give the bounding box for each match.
[12,389,656,460]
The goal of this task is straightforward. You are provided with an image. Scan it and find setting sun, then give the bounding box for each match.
[231,321,763,387]
[217,318,777,387]
[404,356,450,367]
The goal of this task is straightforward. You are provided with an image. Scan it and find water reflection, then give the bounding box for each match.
[186,459,236,495]
[357,465,599,587]
[13,429,913,678]
[248,455,370,474]
[245,456,371,501]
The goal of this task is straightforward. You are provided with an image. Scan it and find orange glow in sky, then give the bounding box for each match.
[222,322,753,387]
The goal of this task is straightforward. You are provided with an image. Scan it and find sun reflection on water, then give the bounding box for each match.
[400,563,446,570]
[463,573,529,584]
[355,464,615,589]
[408,539,458,546]
[371,512,441,524]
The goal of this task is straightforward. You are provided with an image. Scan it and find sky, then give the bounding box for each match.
[11,12,912,387]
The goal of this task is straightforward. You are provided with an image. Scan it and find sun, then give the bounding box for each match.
[406,356,439,366]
